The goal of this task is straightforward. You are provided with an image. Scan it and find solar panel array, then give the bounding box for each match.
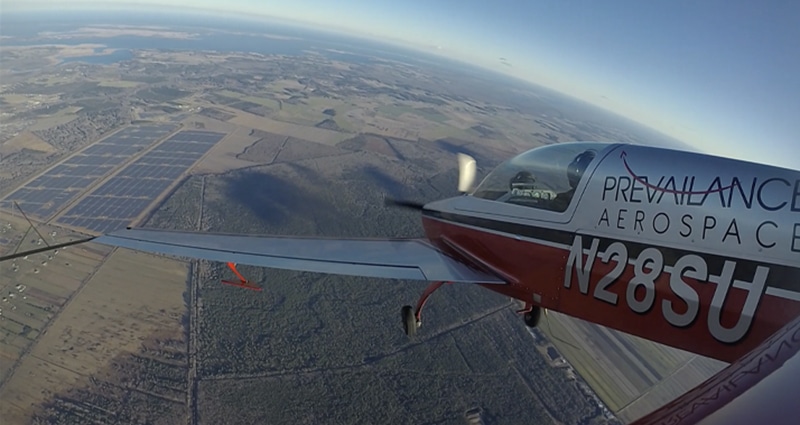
[0,124,176,220]
[57,131,225,233]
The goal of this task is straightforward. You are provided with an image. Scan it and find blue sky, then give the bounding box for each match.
[6,0,799,169]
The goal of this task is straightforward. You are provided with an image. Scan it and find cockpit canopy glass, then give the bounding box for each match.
[472,142,608,212]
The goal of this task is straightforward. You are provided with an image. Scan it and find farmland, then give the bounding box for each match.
[0,213,110,387]
[542,312,726,422]
[0,244,189,424]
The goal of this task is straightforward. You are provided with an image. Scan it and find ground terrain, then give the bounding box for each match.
[0,24,715,425]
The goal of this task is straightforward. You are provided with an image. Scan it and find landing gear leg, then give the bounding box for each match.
[401,281,448,336]
[517,302,542,328]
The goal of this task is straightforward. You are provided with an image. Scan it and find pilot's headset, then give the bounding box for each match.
[567,150,597,189]
[511,171,536,186]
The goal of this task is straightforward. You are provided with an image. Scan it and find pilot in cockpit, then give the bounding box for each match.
[474,143,601,210]
[509,171,537,194]
[550,149,597,211]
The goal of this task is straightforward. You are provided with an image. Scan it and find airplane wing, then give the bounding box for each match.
[93,228,506,284]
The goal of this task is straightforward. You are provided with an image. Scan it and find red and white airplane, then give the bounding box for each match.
[3,141,798,424]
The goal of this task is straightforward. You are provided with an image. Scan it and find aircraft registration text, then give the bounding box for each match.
[564,235,768,344]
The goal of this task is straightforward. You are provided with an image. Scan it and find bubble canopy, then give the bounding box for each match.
[471,142,610,212]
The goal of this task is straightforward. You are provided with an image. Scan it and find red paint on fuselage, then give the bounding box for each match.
[422,215,566,307]
[422,215,800,363]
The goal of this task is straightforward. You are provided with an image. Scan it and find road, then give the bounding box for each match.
[186,175,205,425]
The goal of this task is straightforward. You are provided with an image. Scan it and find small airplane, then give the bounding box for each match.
[2,141,798,424]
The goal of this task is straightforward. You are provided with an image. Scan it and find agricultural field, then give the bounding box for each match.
[215,89,281,110]
[0,246,189,424]
[542,312,726,422]
[96,79,142,88]
[0,131,56,158]
[0,212,110,385]
[25,106,84,132]
[228,110,351,146]
[376,104,451,124]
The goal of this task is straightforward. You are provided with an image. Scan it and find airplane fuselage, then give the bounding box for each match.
[421,142,800,363]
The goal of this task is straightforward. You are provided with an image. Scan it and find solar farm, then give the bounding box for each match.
[0,125,176,220]
[0,125,225,234]
[56,130,225,233]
